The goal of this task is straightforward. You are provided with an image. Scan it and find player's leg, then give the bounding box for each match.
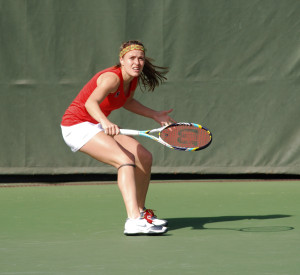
[114,134,168,227]
[79,131,140,219]
[114,134,152,211]
[79,131,167,235]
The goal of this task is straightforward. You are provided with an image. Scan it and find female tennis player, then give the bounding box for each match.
[61,40,174,235]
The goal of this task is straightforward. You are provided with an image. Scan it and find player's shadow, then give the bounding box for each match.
[167,214,293,231]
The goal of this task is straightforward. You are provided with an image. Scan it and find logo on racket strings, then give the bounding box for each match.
[177,129,199,147]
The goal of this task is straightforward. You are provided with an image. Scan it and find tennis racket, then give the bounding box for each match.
[120,122,212,151]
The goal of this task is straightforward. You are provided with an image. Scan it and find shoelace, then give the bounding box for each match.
[143,209,157,224]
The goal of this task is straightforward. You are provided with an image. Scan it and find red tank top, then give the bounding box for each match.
[61,66,138,126]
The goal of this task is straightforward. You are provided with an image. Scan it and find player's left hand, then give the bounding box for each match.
[153,109,176,126]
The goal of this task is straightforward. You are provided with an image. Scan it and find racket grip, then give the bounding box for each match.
[119,129,140,136]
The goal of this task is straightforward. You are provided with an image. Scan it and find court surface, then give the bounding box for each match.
[1,179,299,275]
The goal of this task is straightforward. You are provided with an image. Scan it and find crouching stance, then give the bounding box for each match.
[61,41,174,235]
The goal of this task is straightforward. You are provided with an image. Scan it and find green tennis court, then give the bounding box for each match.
[1,179,299,275]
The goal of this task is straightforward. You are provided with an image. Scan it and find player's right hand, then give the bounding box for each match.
[102,120,120,136]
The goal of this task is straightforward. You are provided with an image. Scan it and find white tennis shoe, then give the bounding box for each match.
[124,218,168,235]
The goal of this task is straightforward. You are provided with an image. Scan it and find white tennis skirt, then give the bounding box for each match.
[61,122,104,152]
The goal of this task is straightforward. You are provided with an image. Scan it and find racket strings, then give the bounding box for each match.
[160,125,211,149]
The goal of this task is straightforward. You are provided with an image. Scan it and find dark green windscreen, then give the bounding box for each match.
[1,0,299,175]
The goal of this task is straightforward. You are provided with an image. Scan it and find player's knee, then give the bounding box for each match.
[140,148,153,169]
[117,152,135,167]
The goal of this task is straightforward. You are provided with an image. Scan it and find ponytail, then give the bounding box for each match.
[140,57,168,92]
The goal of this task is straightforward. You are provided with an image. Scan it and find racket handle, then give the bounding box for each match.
[119,129,140,136]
